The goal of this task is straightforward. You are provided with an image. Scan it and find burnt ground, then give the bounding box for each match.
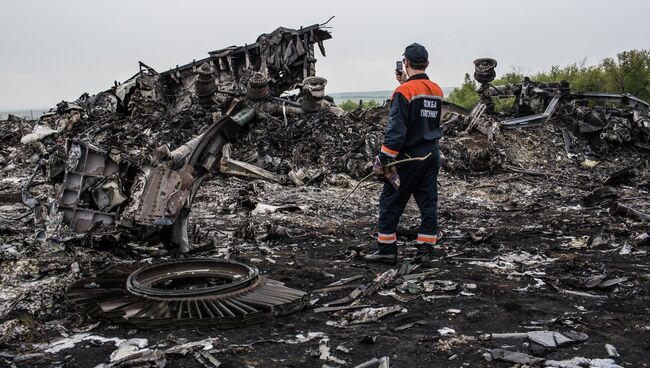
[1,121,650,367]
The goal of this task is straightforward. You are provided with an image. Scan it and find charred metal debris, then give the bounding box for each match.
[1,20,650,368]
[450,57,649,149]
[36,22,341,253]
[67,258,306,329]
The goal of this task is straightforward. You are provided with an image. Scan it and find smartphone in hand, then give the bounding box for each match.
[396,61,403,75]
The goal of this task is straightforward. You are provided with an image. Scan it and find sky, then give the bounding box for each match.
[1,0,649,110]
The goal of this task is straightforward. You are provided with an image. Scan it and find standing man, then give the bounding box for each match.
[365,43,443,265]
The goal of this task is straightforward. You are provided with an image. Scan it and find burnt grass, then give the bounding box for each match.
[2,122,650,367]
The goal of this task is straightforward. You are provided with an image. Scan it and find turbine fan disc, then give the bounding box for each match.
[67,258,306,329]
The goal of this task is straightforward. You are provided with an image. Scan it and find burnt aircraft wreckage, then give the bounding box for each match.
[48,21,336,327]
[7,19,649,339]
[55,21,336,254]
[457,58,649,146]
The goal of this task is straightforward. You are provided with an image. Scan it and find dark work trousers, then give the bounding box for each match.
[377,143,441,247]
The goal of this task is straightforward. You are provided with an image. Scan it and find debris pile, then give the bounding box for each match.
[231,107,387,181]
[1,21,650,367]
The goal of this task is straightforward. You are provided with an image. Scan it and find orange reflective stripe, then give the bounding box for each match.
[378,235,396,241]
[380,145,399,158]
[377,233,397,243]
[394,79,444,101]
[416,234,437,244]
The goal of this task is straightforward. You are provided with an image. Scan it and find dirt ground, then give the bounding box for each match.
[1,119,648,367]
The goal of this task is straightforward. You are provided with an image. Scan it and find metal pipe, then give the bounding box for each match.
[609,202,650,221]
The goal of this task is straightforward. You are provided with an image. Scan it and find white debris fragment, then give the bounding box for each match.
[544,357,622,368]
[165,337,218,354]
[251,203,283,215]
[250,203,304,215]
[446,309,462,315]
[110,338,149,362]
[284,332,325,344]
[564,236,589,249]
[336,345,350,354]
[347,305,405,325]
[619,243,632,255]
[73,322,100,333]
[423,280,458,292]
[44,333,126,353]
[20,125,58,144]
[605,343,620,358]
[421,295,454,302]
[438,327,456,336]
[319,338,346,365]
[469,251,555,274]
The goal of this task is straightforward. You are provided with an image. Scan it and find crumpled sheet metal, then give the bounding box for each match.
[122,164,196,226]
[57,141,123,232]
[54,106,256,252]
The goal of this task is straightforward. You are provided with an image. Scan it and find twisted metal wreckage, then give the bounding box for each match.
[23,21,649,330]
[56,22,335,255]
[455,58,649,147]
[51,22,335,328]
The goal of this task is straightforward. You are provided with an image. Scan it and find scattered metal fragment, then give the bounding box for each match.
[362,269,398,297]
[314,283,365,293]
[597,277,629,289]
[20,125,57,144]
[336,345,351,354]
[165,338,219,355]
[437,327,456,336]
[195,351,222,368]
[393,319,428,331]
[583,187,618,207]
[634,232,649,246]
[313,304,370,313]
[423,280,459,292]
[609,202,650,221]
[334,305,405,326]
[353,357,390,368]
[481,330,588,349]
[544,357,623,368]
[108,338,150,362]
[67,258,306,328]
[44,333,130,354]
[220,143,287,184]
[528,330,588,348]
[323,287,364,306]
[605,343,620,358]
[324,275,366,287]
[319,337,346,365]
[488,349,545,365]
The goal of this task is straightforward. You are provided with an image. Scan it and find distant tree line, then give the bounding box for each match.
[338,99,380,112]
[447,49,650,110]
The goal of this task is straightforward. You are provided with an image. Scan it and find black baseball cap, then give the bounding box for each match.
[403,43,428,63]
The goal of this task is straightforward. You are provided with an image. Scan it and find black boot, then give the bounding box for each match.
[364,242,398,265]
[414,243,441,265]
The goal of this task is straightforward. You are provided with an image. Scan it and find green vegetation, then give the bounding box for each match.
[447,49,650,110]
[338,99,380,112]
[447,73,480,110]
